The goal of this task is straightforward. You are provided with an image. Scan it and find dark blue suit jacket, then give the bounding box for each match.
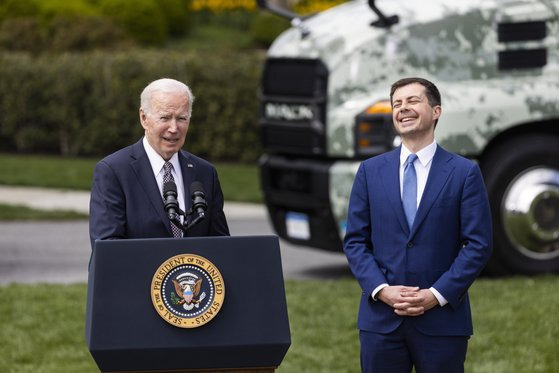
[343,145,492,336]
[89,139,229,247]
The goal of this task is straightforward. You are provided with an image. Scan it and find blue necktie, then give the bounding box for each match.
[402,154,418,229]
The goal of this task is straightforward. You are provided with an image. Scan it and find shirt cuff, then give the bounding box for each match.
[371,283,389,301]
[429,287,448,306]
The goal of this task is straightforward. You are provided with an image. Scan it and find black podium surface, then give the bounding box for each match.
[85,235,291,372]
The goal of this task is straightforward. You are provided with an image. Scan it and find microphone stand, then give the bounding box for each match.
[164,180,208,235]
[168,206,206,233]
[184,208,205,231]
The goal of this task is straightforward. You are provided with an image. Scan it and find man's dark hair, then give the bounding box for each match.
[390,77,441,108]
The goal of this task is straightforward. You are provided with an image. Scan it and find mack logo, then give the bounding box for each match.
[265,102,313,121]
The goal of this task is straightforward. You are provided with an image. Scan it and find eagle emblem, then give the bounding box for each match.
[171,273,206,311]
[152,254,225,328]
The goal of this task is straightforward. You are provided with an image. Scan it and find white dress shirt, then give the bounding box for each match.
[372,141,448,306]
[142,137,186,218]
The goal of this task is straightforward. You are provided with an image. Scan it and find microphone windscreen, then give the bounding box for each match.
[163,181,177,195]
[190,181,205,196]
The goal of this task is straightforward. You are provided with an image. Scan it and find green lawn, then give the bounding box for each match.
[0,154,261,203]
[0,154,96,190]
[0,277,557,372]
[215,162,262,203]
[0,203,87,220]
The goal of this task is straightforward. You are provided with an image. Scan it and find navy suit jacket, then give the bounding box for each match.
[343,145,492,336]
[89,139,229,247]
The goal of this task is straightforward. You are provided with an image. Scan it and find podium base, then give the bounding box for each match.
[104,368,275,373]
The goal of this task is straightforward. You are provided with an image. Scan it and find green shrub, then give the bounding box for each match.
[0,0,133,53]
[47,15,134,52]
[98,0,168,45]
[185,49,266,162]
[193,9,255,29]
[0,0,39,22]
[0,56,58,153]
[0,17,45,53]
[35,0,98,21]
[0,15,133,53]
[157,0,192,37]
[0,50,265,162]
[250,12,291,47]
[0,0,196,50]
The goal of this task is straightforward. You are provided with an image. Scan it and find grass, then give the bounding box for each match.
[279,279,360,372]
[0,154,96,190]
[468,277,559,372]
[0,277,558,372]
[0,154,262,203]
[0,203,87,220]
[0,284,95,373]
[215,162,262,204]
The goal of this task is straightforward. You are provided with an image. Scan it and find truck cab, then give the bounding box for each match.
[258,0,559,275]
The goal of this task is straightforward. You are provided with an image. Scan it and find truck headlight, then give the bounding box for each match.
[354,100,398,157]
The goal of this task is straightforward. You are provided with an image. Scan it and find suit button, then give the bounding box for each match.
[407,242,413,248]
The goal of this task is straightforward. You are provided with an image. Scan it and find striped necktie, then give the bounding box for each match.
[163,162,183,238]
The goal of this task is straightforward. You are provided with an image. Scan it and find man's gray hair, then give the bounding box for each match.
[140,78,195,118]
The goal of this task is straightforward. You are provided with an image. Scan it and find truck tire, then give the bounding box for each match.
[481,134,559,275]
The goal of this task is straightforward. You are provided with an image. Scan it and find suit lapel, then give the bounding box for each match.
[410,146,454,238]
[129,140,173,235]
[380,148,409,234]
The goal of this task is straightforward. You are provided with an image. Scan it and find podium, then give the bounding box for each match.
[85,235,291,372]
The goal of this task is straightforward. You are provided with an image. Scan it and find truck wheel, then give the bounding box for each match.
[481,134,559,275]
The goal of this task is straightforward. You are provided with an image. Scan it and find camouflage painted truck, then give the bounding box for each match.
[257,0,559,275]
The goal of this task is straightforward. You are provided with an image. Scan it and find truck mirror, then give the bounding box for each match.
[368,0,399,28]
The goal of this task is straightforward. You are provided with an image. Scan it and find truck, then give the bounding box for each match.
[256,0,559,275]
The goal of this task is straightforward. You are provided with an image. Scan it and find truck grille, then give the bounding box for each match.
[260,58,329,155]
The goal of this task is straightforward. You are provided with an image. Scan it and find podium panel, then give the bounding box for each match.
[85,235,291,372]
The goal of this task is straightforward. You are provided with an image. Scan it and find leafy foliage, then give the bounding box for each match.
[0,0,193,50]
[191,0,256,12]
[47,15,133,52]
[171,291,182,305]
[0,49,264,161]
[250,12,291,47]
[158,0,193,37]
[97,0,168,45]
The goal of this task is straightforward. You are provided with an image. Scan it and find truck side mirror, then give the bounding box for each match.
[368,0,399,28]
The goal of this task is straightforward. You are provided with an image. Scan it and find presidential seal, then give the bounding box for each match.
[151,254,225,328]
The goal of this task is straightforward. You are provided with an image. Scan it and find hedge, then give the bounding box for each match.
[0,0,193,48]
[191,0,256,12]
[190,0,346,13]
[250,12,291,47]
[97,0,169,45]
[0,49,265,162]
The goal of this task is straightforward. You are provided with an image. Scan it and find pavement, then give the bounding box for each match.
[0,185,351,283]
[0,185,267,218]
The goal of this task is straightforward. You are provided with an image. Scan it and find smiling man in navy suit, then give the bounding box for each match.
[89,78,229,248]
[344,77,492,373]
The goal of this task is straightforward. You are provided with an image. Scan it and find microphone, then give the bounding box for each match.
[163,181,180,219]
[190,181,208,216]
